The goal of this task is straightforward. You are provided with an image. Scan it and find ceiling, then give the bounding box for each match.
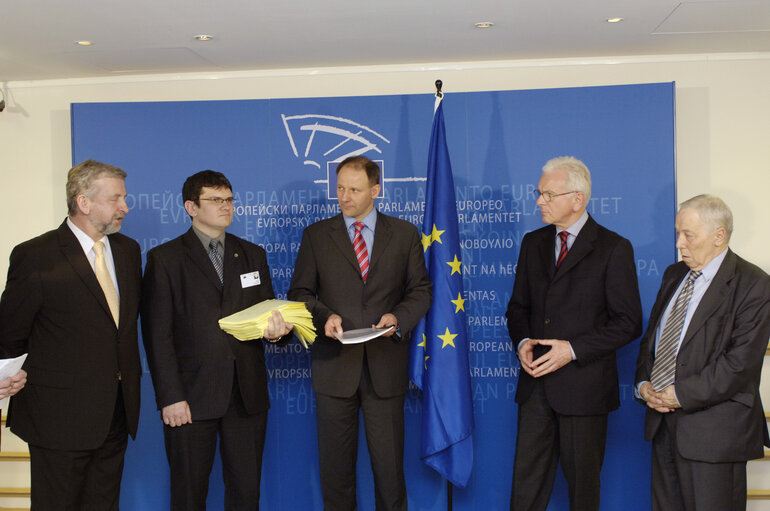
[1,0,769,82]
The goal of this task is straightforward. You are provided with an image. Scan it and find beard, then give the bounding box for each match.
[92,214,124,235]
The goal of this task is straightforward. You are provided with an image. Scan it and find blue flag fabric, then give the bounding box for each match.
[408,97,474,488]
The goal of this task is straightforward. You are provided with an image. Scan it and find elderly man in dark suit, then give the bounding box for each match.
[0,159,142,510]
[506,156,643,511]
[141,170,293,511]
[288,156,431,511]
[635,194,770,511]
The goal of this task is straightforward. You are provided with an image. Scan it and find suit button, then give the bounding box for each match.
[116,371,122,381]
[544,318,550,325]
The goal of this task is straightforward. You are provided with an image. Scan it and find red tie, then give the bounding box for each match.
[556,231,569,268]
[353,222,369,282]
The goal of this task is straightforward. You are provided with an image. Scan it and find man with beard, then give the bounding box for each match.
[0,160,142,510]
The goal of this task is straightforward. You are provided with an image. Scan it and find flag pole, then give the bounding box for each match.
[435,77,454,511]
[412,76,472,508]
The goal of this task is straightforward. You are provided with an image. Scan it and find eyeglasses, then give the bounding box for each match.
[199,197,236,206]
[536,190,577,203]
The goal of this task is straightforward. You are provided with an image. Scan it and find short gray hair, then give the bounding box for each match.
[66,160,127,215]
[679,194,733,241]
[542,156,592,203]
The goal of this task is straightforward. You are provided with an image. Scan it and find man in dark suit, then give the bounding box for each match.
[288,156,431,511]
[141,170,292,511]
[506,156,643,511]
[635,194,770,511]
[0,159,142,510]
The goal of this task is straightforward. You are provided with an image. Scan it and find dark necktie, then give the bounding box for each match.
[649,270,702,390]
[209,240,224,284]
[556,231,570,268]
[353,222,369,283]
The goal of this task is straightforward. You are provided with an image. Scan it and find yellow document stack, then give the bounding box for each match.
[219,299,316,348]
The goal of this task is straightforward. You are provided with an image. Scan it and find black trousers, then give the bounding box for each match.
[315,359,407,511]
[29,389,128,511]
[651,411,746,511]
[163,385,268,511]
[511,380,608,511]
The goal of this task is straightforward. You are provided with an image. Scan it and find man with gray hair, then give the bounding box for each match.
[635,194,770,510]
[507,156,643,510]
[0,159,142,510]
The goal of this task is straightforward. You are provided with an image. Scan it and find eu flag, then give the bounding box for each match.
[408,95,474,488]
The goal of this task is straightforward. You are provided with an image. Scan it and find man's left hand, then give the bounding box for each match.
[263,310,293,341]
[529,339,573,377]
[374,313,398,337]
[0,369,27,400]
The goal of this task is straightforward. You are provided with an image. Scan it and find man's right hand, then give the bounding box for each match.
[518,339,536,376]
[324,314,344,338]
[162,400,192,427]
[639,382,674,414]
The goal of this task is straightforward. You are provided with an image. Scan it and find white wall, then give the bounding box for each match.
[1,52,768,279]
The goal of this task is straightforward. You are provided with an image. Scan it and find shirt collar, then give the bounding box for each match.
[344,207,377,233]
[67,217,110,254]
[697,247,728,283]
[192,225,225,251]
[557,210,589,237]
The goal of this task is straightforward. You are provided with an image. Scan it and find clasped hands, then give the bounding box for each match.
[518,339,573,377]
[639,381,680,413]
[324,313,398,339]
[0,369,27,400]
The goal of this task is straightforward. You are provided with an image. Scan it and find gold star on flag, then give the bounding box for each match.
[418,333,427,349]
[421,232,432,252]
[431,224,445,245]
[446,255,462,275]
[451,292,466,313]
[438,327,458,349]
[424,355,429,370]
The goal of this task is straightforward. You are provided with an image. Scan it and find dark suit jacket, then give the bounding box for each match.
[507,215,643,415]
[0,220,142,450]
[635,250,770,462]
[287,213,431,399]
[141,228,286,420]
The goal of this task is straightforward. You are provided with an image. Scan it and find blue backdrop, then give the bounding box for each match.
[70,82,676,510]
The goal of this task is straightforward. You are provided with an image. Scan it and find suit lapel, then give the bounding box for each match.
[110,234,133,329]
[222,234,243,303]
[369,213,392,277]
[57,221,114,323]
[328,215,361,276]
[680,250,735,349]
[538,225,556,280]
[182,228,223,291]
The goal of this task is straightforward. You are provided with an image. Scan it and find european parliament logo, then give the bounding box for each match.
[281,112,424,200]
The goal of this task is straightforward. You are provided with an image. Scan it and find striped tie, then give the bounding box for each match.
[556,231,570,268]
[353,222,369,283]
[649,270,702,391]
[209,240,224,284]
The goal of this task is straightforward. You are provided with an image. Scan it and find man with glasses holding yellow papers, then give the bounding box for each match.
[141,170,292,511]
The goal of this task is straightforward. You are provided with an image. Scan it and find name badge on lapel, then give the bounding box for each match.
[240,271,261,288]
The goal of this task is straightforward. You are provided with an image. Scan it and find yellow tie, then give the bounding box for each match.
[93,241,120,326]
